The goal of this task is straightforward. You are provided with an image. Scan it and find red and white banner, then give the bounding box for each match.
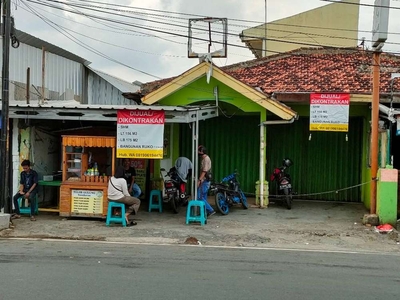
[310,93,350,132]
[117,110,165,159]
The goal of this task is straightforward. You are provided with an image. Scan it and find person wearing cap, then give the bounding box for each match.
[197,145,215,217]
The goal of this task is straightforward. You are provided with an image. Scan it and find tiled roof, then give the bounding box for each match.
[141,47,400,96]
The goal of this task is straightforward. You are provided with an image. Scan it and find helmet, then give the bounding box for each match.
[282,158,293,168]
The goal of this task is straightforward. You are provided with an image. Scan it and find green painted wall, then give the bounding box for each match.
[377,167,398,225]
[159,76,264,114]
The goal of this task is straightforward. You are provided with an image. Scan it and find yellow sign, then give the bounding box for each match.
[309,124,348,132]
[117,148,163,159]
[71,190,103,214]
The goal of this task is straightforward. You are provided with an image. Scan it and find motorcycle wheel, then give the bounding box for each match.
[215,192,229,215]
[170,195,180,214]
[239,190,248,209]
[283,188,292,210]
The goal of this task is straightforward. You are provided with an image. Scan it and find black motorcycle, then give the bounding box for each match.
[211,170,248,215]
[161,167,188,214]
[270,158,293,210]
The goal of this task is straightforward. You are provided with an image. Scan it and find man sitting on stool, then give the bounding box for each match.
[12,160,39,221]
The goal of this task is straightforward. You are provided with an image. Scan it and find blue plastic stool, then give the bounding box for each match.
[106,201,127,227]
[148,190,163,212]
[186,200,207,226]
[17,196,39,215]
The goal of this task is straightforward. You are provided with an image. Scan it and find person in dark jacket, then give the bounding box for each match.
[12,160,39,221]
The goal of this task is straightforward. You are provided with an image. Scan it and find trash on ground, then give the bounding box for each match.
[184,236,199,245]
[374,224,394,234]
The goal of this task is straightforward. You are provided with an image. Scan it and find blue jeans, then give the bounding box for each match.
[130,183,142,198]
[13,191,37,216]
[197,180,214,214]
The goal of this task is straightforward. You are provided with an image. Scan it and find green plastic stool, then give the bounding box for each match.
[186,200,207,226]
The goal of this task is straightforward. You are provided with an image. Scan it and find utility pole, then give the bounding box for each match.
[0,0,11,213]
[370,0,390,214]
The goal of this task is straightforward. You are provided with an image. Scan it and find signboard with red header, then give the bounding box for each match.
[310,93,350,132]
[117,110,165,159]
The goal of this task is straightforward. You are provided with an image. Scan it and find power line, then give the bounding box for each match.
[322,0,400,10]
[21,0,164,80]
[16,0,254,59]
[26,0,365,53]
[49,0,400,35]
[19,0,277,103]
[34,0,400,49]
[20,0,400,71]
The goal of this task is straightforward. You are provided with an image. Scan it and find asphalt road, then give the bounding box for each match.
[0,239,399,300]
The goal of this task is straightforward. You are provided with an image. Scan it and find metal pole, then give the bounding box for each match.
[370,51,381,214]
[26,67,30,104]
[1,0,12,212]
[259,122,265,207]
[191,120,196,200]
[194,111,199,200]
[41,46,45,104]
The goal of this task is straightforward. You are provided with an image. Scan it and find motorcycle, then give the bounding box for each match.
[161,167,188,214]
[270,158,293,210]
[211,170,248,215]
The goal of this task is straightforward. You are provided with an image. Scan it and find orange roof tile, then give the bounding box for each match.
[141,47,400,97]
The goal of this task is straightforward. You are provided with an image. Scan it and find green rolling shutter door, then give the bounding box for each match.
[266,117,362,202]
[180,116,260,193]
[180,116,362,202]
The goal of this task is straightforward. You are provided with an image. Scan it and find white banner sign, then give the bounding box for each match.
[310,93,350,132]
[117,110,165,159]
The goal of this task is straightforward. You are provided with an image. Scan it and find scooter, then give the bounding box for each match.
[270,158,294,210]
[161,167,188,214]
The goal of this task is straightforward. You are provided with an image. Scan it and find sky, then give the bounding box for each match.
[11,0,400,84]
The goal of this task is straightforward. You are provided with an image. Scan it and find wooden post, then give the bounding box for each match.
[370,51,381,214]
[112,147,115,175]
[41,46,45,104]
[26,67,30,104]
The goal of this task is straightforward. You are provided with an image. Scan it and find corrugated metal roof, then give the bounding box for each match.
[4,100,215,112]
[88,67,141,94]
[14,28,89,65]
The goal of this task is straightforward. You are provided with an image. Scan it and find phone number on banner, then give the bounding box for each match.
[309,124,348,132]
[117,149,163,159]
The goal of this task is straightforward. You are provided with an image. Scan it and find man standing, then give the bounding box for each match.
[197,145,215,217]
[174,157,193,183]
[122,158,141,198]
[12,160,39,221]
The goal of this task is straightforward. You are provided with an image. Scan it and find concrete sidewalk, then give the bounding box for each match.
[1,199,399,252]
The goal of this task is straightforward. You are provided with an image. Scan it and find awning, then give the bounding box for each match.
[2,100,218,123]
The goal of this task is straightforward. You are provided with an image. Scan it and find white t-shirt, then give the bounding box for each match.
[108,177,130,200]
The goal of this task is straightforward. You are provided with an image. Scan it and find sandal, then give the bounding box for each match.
[127,221,137,227]
[11,214,21,219]
[30,216,36,221]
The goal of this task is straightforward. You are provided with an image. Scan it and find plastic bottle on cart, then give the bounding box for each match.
[94,163,99,176]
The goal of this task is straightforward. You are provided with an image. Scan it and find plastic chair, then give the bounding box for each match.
[186,200,207,226]
[106,201,127,227]
[17,195,39,215]
[148,190,163,212]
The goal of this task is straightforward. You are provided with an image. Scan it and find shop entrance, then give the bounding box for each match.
[11,104,218,216]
